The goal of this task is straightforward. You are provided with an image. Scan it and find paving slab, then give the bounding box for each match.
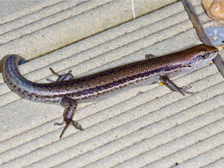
[0,0,223,168]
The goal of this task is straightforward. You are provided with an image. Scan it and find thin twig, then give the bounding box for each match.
[131,0,136,19]
[181,0,224,77]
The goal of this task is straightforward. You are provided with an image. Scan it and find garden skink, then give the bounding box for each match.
[3,44,218,138]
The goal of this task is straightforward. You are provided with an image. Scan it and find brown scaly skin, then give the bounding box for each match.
[3,44,218,138]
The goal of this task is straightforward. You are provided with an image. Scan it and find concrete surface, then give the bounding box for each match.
[0,0,223,168]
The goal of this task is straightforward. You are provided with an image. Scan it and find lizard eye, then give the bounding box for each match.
[200,53,210,59]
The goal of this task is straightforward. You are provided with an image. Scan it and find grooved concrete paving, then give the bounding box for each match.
[0,1,223,168]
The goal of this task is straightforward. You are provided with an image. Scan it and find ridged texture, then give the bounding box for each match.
[0,0,223,168]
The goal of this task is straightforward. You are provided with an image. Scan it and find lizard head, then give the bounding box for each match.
[186,44,218,69]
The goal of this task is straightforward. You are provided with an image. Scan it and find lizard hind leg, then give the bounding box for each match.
[55,97,83,139]
[46,68,74,83]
